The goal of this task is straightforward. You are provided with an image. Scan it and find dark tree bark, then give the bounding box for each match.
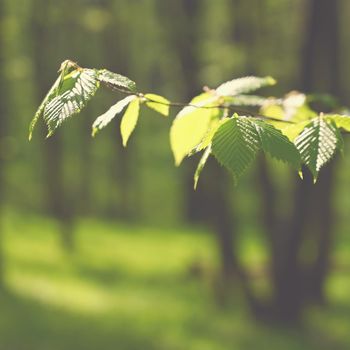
[231,0,262,74]
[300,0,340,96]
[265,0,341,321]
[104,1,136,221]
[31,0,75,252]
[298,0,340,304]
[79,0,138,221]
[229,0,341,322]
[162,0,209,223]
[156,0,242,283]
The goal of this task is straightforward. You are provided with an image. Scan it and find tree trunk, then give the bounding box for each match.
[306,162,335,303]
[297,0,339,304]
[30,0,75,252]
[99,0,137,221]
[301,0,340,300]
[166,0,210,223]
[157,0,241,282]
[266,0,340,321]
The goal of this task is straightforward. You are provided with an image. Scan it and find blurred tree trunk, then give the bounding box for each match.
[266,0,340,321]
[229,0,340,322]
[76,111,92,216]
[231,0,307,320]
[298,0,340,303]
[166,0,209,223]
[0,0,7,287]
[31,0,75,252]
[102,0,136,221]
[157,0,242,283]
[231,0,261,74]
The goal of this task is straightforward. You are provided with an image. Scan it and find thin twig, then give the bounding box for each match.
[102,82,294,124]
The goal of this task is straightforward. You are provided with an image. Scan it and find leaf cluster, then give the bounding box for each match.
[30,60,350,187]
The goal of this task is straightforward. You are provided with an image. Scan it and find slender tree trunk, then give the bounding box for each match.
[44,136,75,251]
[31,0,75,252]
[302,0,342,302]
[306,163,336,303]
[166,0,209,223]
[157,0,241,282]
[205,160,236,278]
[77,124,92,216]
[271,168,314,321]
[98,0,136,220]
[207,159,261,310]
[231,0,261,74]
[298,0,339,304]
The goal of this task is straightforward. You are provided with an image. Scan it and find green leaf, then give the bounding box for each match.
[92,95,136,136]
[195,113,226,152]
[43,69,100,136]
[170,96,219,165]
[249,119,301,169]
[325,114,350,132]
[190,92,215,104]
[261,104,284,119]
[261,92,316,123]
[29,61,83,140]
[216,76,276,96]
[120,97,140,146]
[56,60,78,94]
[212,116,260,180]
[29,75,62,140]
[194,146,211,190]
[144,93,170,116]
[29,109,43,141]
[295,116,342,181]
[280,92,306,119]
[280,120,310,141]
[98,69,137,92]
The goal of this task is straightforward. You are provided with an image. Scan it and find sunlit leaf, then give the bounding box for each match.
[216,76,276,96]
[224,95,269,107]
[280,120,310,141]
[44,69,100,136]
[170,94,219,165]
[325,114,350,132]
[212,116,260,181]
[295,116,342,181]
[92,95,136,136]
[194,146,211,190]
[98,69,137,92]
[196,113,226,152]
[261,92,316,124]
[249,118,301,169]
[120,97,140,146]
[29,75,61,140]
[144,93,170,116]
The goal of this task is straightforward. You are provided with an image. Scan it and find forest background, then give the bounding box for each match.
[1,0,350,349]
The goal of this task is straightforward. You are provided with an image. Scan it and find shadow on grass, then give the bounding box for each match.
[0,289,159,350]
[1,286,349,350]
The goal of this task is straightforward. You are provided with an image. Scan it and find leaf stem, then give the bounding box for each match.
[102,82,294,124]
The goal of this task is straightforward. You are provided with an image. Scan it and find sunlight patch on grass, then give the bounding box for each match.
[8,273,113,314]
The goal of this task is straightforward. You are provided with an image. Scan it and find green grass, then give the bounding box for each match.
[0,212,350,350]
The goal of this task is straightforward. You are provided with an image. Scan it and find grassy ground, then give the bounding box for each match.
[0,212,350,350]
